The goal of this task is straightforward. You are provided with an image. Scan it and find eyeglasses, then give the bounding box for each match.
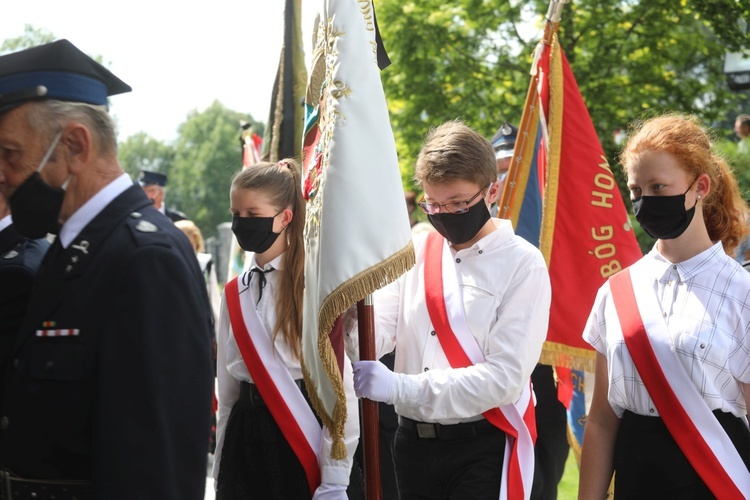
[418,185,489,215]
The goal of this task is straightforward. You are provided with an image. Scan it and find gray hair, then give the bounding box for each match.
[25,100,118,156]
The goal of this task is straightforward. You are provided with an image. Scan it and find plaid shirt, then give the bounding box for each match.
[584,242,750,418]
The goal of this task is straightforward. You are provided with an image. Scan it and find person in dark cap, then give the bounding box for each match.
[490,121,518,196]
[0,39,213,500]
[138,170,188,222]
[0,192,50,420]
[489,120,570,500]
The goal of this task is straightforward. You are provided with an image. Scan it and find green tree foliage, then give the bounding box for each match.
[376,0,533,188]
[118,132,174,180]
[168,100,263,238]
[375,0,749,191]
[0,25,54,54]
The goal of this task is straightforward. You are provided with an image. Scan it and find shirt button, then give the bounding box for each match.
[662,312,667,317]
[424,367,429,372]
[672,265,677,270]
[455,258,461,263]
[478,250,483,254]
[45,360,54,371]
[700,343,706,349]
[430,330,436,336]
[0,416,8,430]
[12,358,19,369]
[649,408,655,414]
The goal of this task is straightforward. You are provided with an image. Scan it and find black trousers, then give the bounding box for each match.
[530,364,570,500]
[393,418,506,500]
[613,409,750,499]
[217,382,364,500]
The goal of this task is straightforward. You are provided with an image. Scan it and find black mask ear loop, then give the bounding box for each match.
[685,175,701,208]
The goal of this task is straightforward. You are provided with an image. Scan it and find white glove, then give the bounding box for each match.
[353,360,395,403]
[312,482,348,499]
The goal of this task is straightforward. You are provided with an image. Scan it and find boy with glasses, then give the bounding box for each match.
[350,120,551,499]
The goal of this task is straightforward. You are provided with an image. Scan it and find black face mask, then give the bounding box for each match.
[632,180,698,240]
[231,213,282,254]
[9,131,66,239]
[428,198,491,245]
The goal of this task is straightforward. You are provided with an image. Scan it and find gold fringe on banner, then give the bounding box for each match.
[538,341,596,372]
[305,242,416,459]
[300,353,348,458]
[539,34,563,266]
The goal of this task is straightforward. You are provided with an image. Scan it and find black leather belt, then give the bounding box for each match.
[240,380,305,408]
[0,471,92,500]
[398,416,497,440]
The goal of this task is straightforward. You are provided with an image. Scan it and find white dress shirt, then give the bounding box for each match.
[58,173,132,248]
[584,242,750,418]
[213,252,359,486]
[349,219,551,424]
[0,214,12,233]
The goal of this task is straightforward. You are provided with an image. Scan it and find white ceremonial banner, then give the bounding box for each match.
[301,0,414,458]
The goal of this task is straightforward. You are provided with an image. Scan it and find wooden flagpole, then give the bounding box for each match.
[498,0,569,219]
[357,295,382,500]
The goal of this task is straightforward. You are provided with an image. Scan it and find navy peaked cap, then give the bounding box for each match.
[0,39,131,115]
[138,170,167,187]
[490,122,518,159]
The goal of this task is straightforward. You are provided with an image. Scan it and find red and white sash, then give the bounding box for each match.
[424,232,536,500]
[225,276,322,494]
[609,266,750,499]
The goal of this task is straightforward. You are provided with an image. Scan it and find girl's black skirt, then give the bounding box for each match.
[217,381,364,500]
[613,409,750,499]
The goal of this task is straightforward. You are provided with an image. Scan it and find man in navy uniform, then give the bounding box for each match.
[0,193,50,418]
[138,170,188,222]
[0,40,214,499]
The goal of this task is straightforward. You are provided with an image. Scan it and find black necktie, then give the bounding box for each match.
[247,267,275,304]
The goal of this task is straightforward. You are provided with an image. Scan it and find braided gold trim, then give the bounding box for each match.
[539,34,563,265]
[305,242,415,459]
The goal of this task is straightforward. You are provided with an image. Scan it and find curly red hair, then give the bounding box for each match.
[620,114,748,255]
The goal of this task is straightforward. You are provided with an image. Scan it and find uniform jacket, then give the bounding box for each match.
[0,224,49,416]
[0,185,214,500]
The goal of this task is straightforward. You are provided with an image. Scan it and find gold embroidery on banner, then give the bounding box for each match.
[330,80,351,100]
[302,10,416,460]
[304,17,341,242]
[358,0,375,31]
[302,14,350,458]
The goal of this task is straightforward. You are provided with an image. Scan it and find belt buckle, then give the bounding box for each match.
[416,423,437,439]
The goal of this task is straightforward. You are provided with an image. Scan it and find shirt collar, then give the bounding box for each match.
[58,173,132,248]
[249,251,285,272]
[450,218,515,255]
[647,241,725,283]
[0,214,11,233]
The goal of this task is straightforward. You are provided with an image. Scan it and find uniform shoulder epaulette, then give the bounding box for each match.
[1,237,50,273]
[124,211,172,247]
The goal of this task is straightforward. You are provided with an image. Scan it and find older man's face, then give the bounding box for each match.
[495,156,512,201]
[142,184,164,209]
[0,105,68,200]
[0,105,43,199]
